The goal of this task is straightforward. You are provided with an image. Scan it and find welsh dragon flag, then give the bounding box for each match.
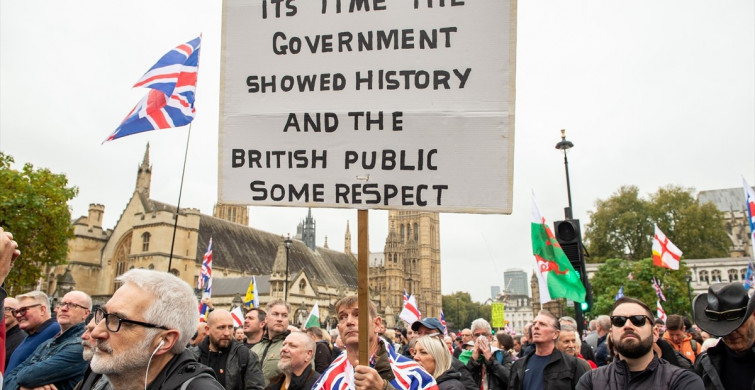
[531,196,586,303]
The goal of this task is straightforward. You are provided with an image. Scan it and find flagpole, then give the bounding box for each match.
[168,123,192,272]
[357,209,370,365]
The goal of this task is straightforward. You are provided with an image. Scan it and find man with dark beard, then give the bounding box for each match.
[577,297,703,389]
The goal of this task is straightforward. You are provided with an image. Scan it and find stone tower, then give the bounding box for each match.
[344,221,352,254]
[385,210,442,318]
[135,143,152,196]
[530,271,564,318]
[301,208,316,251]
[213,203,249,226]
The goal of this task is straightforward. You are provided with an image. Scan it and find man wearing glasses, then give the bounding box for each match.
[693,283,755,389]
[509,310,588,390]
[88,269,223,390]
[4,291,91,390]
[5,291,60,372]
[576,297,703,389]
[3,297,27,369]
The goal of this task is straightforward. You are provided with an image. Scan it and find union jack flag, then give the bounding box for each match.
[743,177,755,258]
[652,277,666,302]
[198,238,212,321]
[439,310,448,336]
[105,36,201,142]
[312,338,438,390]
[403,289,409,303]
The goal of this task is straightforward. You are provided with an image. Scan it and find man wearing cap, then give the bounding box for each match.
[693,282,755,389]
[412,318,478,390]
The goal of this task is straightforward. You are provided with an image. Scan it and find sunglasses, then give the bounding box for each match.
[610,315,652,327]
[12,304,42,317]
[704,307,746,321]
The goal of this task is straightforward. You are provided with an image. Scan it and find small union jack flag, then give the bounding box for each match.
[198,238,212,321]
[312,338,438,390]
[105,36,201,142]
[652,277,666,301]
[439,310,448,336]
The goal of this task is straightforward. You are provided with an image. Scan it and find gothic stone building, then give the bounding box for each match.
[47,145,443,327]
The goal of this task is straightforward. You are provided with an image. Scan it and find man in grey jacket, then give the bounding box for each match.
[191,309,264,390]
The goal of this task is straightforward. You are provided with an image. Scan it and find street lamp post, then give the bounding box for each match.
[686,274,694,316]
[284,234,292,302]
[555,129,575,219]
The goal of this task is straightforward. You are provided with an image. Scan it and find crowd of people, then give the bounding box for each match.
[0,227,753,389]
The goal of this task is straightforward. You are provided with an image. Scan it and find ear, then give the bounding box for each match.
[553,330,560,341]
[155,330,180,355]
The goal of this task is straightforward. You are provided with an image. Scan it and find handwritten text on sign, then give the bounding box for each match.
[219,0,517,213]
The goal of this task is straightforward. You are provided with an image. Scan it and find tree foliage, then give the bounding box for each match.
[0,153,78,293]
[590,258,693,317]
[441,292,491,331]
[584,185,729,263]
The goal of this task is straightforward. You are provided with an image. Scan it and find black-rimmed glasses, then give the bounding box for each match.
[610,315,653,327]
[93,307,169,332]
[58,301,89,311]
[704,307,747,321]
[12,304,41,317]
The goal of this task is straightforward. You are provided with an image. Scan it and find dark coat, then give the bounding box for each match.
[436,365,466,390]
[146,349,224,390]
[577,355,704,390]
[313,340,332,374]
[465,349,512,390]
[694,341,755,390]
[266,364,320,390]
[190,338,265,390]
[508,349,588,390]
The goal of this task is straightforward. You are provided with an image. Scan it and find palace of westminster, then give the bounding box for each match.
[42,145,753,330]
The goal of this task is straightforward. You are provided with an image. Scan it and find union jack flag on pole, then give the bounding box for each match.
[198,238,212,321]
[652,277,666,301]
[105,36,201,142]
[439,310,448,336]
[312,338,438,390]
[742,177,755,258]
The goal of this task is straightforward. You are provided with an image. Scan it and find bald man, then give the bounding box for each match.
[190,309,264,390]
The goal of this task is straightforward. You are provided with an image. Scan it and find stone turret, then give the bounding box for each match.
[135,143,152,197]
[344,221,352,254]
[87,204,105,231]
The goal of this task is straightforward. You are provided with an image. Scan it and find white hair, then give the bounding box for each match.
[470,318,492,335]
[117,269,198,353]
[17,290,51,308]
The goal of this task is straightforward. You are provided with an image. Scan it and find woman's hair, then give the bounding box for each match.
[415,335,451,378]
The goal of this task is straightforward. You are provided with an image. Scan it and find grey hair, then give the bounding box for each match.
[597,315,611,331]
[17,291,50,308]
[470,318,492,335]
[117,269,198,353]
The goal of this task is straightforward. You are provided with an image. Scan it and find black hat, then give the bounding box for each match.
[693,283,755,337]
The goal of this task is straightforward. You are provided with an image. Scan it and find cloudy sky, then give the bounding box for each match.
[1,1,753,302]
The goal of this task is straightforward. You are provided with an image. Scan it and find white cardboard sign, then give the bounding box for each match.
[219,0,517,213]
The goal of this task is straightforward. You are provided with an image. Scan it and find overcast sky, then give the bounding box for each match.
[1,1,753,303]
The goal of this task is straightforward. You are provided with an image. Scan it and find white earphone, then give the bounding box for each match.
[153,339,165,354]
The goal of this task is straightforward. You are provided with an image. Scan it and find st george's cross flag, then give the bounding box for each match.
[231,306,244,327]
[652,224,682,270]
[312,338,438,390]
[105,36,201,142]
[657,300,667,323]
[198,238,213,321]
[399,294,421,326]
[531,195,586,303]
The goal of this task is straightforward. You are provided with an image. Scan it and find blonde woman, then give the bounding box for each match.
[414,335,465,390]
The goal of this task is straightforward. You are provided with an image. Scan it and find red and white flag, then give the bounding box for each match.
[657,300,667,323]
[231,306,244,327]
[652,224,682,270]
[399,294,421,326]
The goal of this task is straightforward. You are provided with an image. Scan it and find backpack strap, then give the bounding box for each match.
[233,343,249,384]
[180,373,216,390]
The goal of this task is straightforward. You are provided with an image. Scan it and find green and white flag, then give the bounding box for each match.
[531,195,586,303]
[305,302,320,329]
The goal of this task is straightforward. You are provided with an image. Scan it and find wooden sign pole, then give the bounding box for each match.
[357,209,369,365]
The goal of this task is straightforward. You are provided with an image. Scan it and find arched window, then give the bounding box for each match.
[400,225,405,244]
[141,232,151,252]
[728,269,739,281]
[699,270,709,283]
[299,279,306,293]
[414,223,418,241]
[742,268,748,280]
[711,270,722,282]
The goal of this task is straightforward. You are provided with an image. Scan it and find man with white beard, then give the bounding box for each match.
[577,297,703,389]
[84,269,223,390]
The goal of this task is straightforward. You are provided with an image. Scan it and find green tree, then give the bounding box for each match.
[590,258,693,317]
[584,185,729,262]
[0,153,78,293]
[442,292,490,331]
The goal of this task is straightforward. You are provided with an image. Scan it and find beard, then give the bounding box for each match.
[90,335,155,375]
[614,332,653,359]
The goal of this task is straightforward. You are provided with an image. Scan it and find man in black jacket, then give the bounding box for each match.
[190,309,264,390]
[464,318,512,390]
[693,283,755,390]
[87,269,224,390]
[577,297,703,390]
[509,310,588,390]
[266,331,319,390]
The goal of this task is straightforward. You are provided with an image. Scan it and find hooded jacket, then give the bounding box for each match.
[190,337,264,390]
[146,349,224,390]
[576,355,704,390]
